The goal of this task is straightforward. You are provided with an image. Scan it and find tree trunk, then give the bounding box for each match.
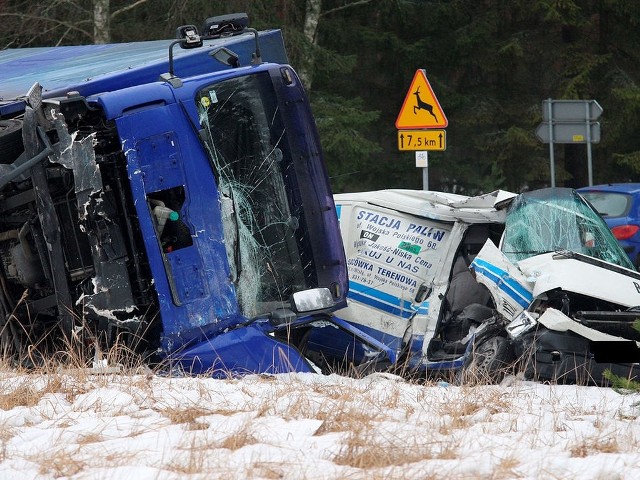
[94,0,110,44]
[299,0,322,90]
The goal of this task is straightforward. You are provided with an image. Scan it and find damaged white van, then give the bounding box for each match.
[303,187,640,385]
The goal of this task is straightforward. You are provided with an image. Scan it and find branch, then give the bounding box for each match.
[320,0,375,17]
[0,13,93,39]
[55,27,74,47]
[111,0,150,20]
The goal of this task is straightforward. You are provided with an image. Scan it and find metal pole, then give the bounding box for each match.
[423,152,429,191]
[547,99,555,187]
[586,101,593,186]
[416,151,429,191]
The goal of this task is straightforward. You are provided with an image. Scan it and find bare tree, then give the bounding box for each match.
[298,0,322,88]
[0,1,92,48]
[298,0,375,91]
[95,0,151,44]
[0,0,150,48]
[93,0,110,44]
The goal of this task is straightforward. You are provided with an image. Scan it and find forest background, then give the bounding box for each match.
[2,0,640,195]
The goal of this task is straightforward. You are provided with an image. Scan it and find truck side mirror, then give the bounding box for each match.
[290,287,335,314]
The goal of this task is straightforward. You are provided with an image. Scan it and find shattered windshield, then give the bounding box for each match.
[196,72,308,317]
[501,188,635,269]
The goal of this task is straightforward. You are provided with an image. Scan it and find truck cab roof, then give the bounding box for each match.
[0,29,287,117]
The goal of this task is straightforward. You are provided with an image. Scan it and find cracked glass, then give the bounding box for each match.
[501,188,635,269]
[196,72,307,317]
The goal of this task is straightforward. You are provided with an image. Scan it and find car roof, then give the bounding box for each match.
[578,183,640,195]
[334,189,516,223]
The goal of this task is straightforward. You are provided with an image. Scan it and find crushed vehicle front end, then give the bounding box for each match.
[313,187,640,385]
[0,17,349,376]
[474,188,640,384]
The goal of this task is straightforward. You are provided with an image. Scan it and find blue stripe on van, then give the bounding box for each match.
[347,280,429,319]
[471,258,533,308]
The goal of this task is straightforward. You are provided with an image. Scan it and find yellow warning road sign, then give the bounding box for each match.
[396,70,447,129]
[397,129,446,151]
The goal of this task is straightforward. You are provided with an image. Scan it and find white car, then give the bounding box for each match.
[303,187,640,384]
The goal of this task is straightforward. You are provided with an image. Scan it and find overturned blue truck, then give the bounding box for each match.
[0,14,386,375]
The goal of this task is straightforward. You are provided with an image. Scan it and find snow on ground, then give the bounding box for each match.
[0,370,638,480]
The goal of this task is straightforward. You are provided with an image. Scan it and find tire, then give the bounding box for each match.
[0,119,24,164]
[457,336,515,385]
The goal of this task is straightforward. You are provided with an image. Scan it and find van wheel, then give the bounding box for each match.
[0,119,24,164]
[457,336,514,384]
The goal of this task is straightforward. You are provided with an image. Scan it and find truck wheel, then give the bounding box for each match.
[458,336,514,384]
[0,119,24,163]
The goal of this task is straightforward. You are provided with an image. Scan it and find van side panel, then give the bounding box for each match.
[326,200,454,360]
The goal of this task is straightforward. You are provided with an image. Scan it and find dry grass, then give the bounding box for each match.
[219,422,259,450]
[37,447,86,478]
[314,400,380,435]
[161,405,211,425]
[76,432,104,445]
[103,450,139,465]
[248,461,286,479]
[570,438,620,457]
[0,383,45,410]
[1,369,638,478]
[493,456,523,479]
[0,323,635,480]
[436,386,512,435]
[333,431,437,469]
[0,426,14,463]
[167,437,207,475]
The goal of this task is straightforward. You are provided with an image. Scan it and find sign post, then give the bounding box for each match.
[396,70,447,190]
[415,151,429,190]
[536,99,602,187]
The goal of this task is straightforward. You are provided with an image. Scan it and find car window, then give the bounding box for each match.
[580,191,631,217]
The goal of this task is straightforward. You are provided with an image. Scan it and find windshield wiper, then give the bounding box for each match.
[552,249,575,259]
[503,250,555,255]
[229,187,242,283]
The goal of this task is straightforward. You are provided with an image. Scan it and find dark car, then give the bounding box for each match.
[578,183,640,268]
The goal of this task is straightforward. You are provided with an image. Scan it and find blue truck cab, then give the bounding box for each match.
[0,14,349,375]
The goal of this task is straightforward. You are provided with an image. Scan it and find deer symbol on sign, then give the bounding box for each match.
[413,87,438,122]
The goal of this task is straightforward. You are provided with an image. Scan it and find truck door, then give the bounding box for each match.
[115,101,238,353]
